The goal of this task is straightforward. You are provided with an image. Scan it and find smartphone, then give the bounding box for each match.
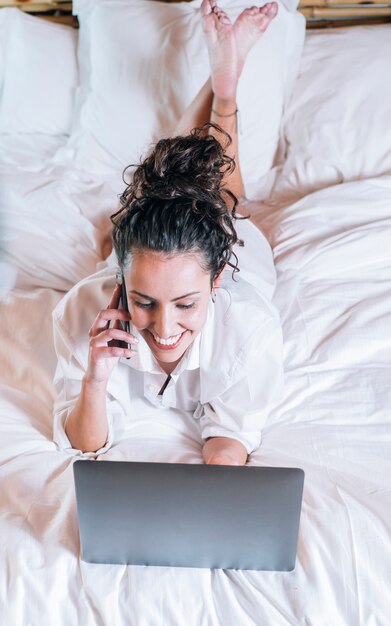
[114,269,132,356]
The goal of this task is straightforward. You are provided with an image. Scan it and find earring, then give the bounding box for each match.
[211,289,217,304]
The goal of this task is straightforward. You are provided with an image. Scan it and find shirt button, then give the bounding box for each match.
[147,384,156,393]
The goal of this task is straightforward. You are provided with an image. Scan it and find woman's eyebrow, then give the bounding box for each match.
[129,290,200,302]
[171,291,200,302]
[129,290,155,301]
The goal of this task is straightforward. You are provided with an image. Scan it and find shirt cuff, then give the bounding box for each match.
[200,426,262,456]
[52,407,114,458]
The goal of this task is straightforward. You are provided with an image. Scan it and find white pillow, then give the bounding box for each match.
[60,0,305,200]
[0,9,10,92]
[277,24,391,197]
[0,9,78,135]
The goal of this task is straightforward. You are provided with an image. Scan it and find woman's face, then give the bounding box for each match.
[125,250,218,371]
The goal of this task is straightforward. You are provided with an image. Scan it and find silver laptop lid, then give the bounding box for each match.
[73,461,304,571]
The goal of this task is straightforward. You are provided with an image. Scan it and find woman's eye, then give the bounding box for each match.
[134,301,154,309]
[177,303,195,310]
[133,301,195,310]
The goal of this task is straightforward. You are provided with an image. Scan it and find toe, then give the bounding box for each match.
[266,2,279,17]
[259,2,278,19]
[217,8,229,18]
[201,0,212,17]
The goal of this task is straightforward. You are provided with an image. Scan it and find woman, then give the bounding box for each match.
[53,0,283,465]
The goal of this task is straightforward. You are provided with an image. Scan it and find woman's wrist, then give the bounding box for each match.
[82,375,109,390]
[211,96,237,115]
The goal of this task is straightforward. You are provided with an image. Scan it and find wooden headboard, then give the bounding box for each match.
[0,0,390,28]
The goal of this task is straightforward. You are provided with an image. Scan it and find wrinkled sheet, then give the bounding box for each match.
[0,166,119,292]
[0,133,67,173]
[1,170,391,625]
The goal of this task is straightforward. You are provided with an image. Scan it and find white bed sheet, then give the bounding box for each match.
[0,133,68,172]
[0,164,120,292]
[1,170,390,625]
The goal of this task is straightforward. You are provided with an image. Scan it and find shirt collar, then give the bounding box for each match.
[172,331,201,377]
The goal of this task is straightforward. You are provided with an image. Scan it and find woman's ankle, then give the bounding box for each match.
[212,95,237,113]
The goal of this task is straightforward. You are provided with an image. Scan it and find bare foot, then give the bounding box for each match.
[234,2,279,75]
[201,0,238,101]
[201,0,279,101]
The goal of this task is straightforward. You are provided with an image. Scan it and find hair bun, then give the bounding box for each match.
[124,123,234,204]
[112,123,244,278]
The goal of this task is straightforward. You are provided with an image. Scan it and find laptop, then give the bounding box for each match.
[73,460,304,571]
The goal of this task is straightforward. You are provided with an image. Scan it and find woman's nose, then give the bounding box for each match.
[153,308,176,338]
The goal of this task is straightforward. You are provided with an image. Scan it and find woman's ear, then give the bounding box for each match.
[212,265,227,290]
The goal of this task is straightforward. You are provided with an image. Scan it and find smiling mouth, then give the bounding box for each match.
[148,330,186,351]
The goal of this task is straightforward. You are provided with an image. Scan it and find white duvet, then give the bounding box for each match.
[1,141,391,624]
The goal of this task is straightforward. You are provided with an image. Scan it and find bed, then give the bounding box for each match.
[0,1,390,624]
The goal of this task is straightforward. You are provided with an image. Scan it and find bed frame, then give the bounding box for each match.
[0,0,390,28]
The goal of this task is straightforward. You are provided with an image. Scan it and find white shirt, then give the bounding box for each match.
[52,218,284,457]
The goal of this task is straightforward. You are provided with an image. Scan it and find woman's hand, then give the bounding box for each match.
[202,437,248,466]
[85,283,138,385]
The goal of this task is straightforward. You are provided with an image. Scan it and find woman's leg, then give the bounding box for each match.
[174,0,278,199]
[173,78,214,137]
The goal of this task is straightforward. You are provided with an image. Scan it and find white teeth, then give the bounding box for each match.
[152,332,183,346]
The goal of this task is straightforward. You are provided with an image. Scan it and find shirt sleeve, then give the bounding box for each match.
[198,320,284,455]
[52,311,120,458]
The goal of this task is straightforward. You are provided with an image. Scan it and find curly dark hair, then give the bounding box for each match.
[110,122,246,281]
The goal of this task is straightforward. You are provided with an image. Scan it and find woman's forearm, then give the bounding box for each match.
[65,377,109,453]
[64,283,137,453]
